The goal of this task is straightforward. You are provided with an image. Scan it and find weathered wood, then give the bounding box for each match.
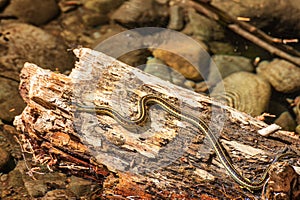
[14,48,300,199]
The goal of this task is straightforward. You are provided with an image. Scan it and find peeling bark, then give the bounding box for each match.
[14,48,300,199]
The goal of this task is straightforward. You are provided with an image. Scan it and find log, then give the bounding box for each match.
[14,48,300,199]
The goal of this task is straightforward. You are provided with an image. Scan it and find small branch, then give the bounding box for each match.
[187,0,300,66]
[228,24,300,66]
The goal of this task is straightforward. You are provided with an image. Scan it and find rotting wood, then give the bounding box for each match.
[14,48,300,199]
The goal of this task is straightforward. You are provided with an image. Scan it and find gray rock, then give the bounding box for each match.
[208,55,254,85]
[2,0,59,25]
[111,0,168,27]
[257,59,300,93]
[67,176,93,198]
[144,57,171,82]
[185,8,224,41]
[24,180,48,198]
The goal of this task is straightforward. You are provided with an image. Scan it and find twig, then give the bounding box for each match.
[228,24,300,66]
[187,0,300,66]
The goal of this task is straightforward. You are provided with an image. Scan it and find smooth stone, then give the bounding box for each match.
[2,0,59,25]
[170,70,186,87]
[184,8,224,41]
[208,55,254,85]
[111,0,168,27]
[144,57,171,82]
[211,71,271,116]
[257,59,300,93]
[274,111,297,131]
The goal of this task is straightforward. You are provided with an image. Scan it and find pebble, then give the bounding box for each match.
[183,80,196,89]
[2,0,59,25]
[0,174,8,182]
[211,71,271,116]
[257,59,300,93]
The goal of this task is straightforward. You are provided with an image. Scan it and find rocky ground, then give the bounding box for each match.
[0,0,300,199]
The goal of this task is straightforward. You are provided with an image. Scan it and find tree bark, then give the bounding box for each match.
[14,48,300,199]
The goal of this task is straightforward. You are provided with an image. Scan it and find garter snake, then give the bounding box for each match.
[75,94,295,191]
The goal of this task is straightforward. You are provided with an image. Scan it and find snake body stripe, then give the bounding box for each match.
[76,94,287,191]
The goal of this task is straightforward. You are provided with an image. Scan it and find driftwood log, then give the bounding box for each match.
[14,48,300,199]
